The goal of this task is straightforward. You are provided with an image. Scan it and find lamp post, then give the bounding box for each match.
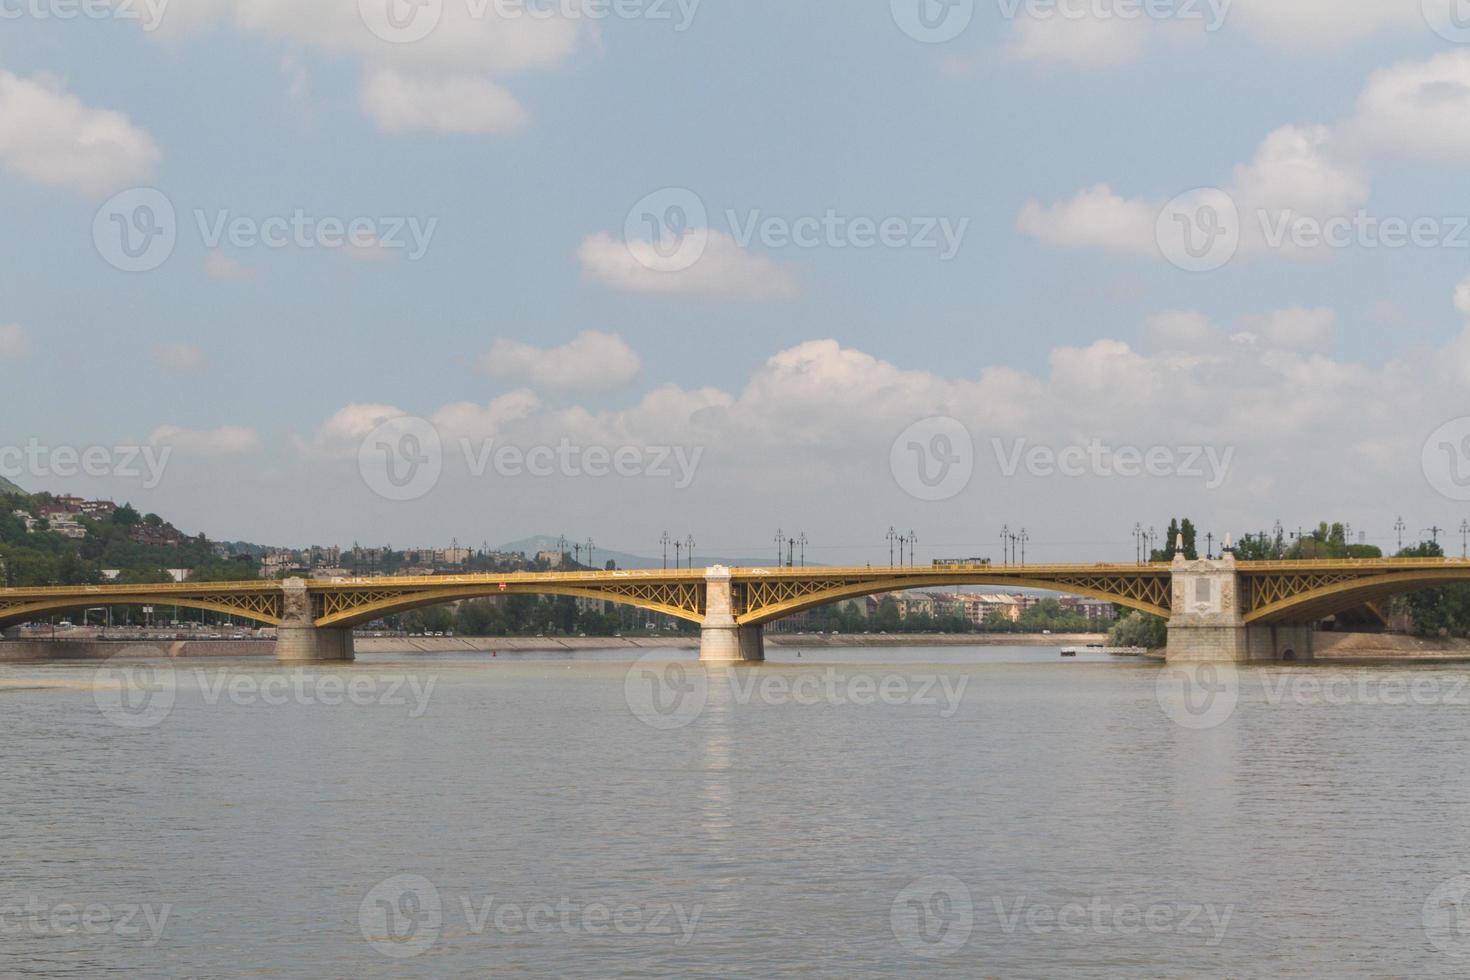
[686,535,696,570]
[1018,529,1028,566]
[776,528,785,567]
[887,526,898,567]
[1395,517,1406,553]
[907,530,918,567]
[660,531,671,570]
[798,532,808,568]
[1000,525,1011,566]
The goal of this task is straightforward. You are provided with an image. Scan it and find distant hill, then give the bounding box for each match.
[497,535,773,570]
[0,475,24,496]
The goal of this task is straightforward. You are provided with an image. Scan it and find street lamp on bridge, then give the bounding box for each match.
[887,527,898,567]
[660,531,671,570]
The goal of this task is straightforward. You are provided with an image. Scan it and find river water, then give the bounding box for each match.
[4,645,1470,977]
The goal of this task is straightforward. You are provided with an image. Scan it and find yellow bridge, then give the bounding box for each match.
[2,555,1468,662]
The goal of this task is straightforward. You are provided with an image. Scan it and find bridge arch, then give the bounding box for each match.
[312,582,706,629]
[734,571,1171,626]
[1243,567,1470,624]
[0,595,282,629]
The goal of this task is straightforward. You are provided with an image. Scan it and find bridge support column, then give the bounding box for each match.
[700,566,764,663]
[1165,553,1313,662]
[1166,552,1246,662]
[274,579,354,662]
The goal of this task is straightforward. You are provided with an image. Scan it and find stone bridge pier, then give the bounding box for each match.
[274,579,355,662]
[700,566,765,663]
[1166,552,1312,663]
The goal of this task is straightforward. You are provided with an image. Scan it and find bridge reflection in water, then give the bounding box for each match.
[2,555,1468,663]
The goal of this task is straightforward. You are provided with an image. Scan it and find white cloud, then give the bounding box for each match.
[1347,51,1470,161]
[150,343,211,373]
[1016,184,1158,254]
[1000,0,1414,70]
[293,402,408,459]
[1238,307,1336,350]
[205,252,257,281]
[478,331,641,394]
[0,71,159,198]
[1004,13,1152,69]
[1142,311,1219,351]
[0,323,30,360]
[1230,125,1367,217]
[1231,0,1420,50]
[1455,273,1470,317]
[359,69,527,134]
[141,0,579,132]
[149,424,262,455]
[577,230,801,302]
[1018,125,1369,261]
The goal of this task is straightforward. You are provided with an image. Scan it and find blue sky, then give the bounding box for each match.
[4,1,1470,561]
